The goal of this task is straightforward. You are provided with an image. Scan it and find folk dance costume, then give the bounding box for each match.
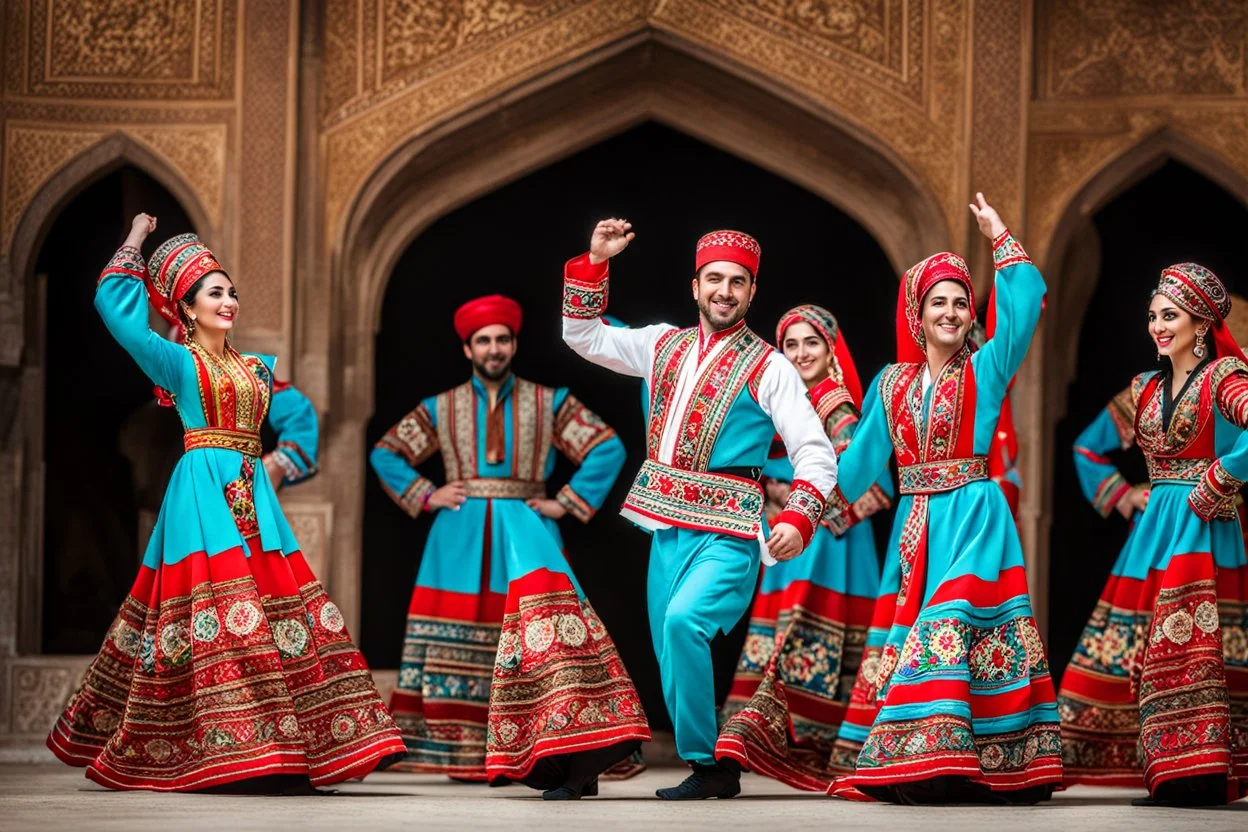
[370,295,649,789]
[825,231,1062,802]
[716,305,892,789]
[166,321,319,489]
[48,237,404,791]
[1057,264,1248,805]
[562,231,839,797]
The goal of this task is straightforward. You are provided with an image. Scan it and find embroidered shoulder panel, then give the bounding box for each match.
[673,327,772,470]
[187,341,271,436]
[510,377,556,481]
[646,328,697,459]
[1129,372,1156,408]
[554,393,616,464]
[878,362,923,467]
[377,402,439,467]
[1209,357,1248,427]
[1135,363,1217,459]
[435,382,477,482]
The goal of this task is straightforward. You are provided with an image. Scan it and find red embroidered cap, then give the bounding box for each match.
[148,233,228,324]
[1155,262,1246,364]
[696,230,761,278]
[454,294,523,341]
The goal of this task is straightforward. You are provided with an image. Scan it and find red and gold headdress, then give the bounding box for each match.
[1154,262,1246,364]
[453,294,523,341]
[146,233,228,326]
[895,251,975,364]
[775,304,863,407]
[696,230,761,278]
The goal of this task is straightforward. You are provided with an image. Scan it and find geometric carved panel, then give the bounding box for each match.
[1,656,88,737]
[127,125,228,226]
[14,0,237,99]
[1,124,108,252]
[1,123,228,256]
[1038,0,1248,99]
[697,0,923,102]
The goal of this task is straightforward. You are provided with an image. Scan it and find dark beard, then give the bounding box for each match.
[473,356,512,381]
[697,296,748,331]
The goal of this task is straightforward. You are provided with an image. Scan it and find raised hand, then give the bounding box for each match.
[588,218,635,264]
[968,192,1007,240]
[125,213,157,249]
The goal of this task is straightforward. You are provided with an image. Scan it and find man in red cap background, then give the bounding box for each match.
[562,219,839,799]
[370,294,650,798]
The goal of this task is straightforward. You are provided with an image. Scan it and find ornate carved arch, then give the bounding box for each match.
[321,42,950,628]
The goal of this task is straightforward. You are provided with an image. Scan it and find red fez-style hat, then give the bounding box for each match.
[454,294,523,341]
[695,230,761,278]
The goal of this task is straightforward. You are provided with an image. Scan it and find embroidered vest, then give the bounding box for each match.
[434,377,556,483]
[621,325,773,539]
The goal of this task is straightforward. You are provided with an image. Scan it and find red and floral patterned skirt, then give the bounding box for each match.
[1057,552,1248,799]
[47,540,405,791]
[485,569,650,783]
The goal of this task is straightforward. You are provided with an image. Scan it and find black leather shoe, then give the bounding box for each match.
[542,778,599,800]
[655,761,741,800]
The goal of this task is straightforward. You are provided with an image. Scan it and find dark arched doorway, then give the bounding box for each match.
[360,121,898,729]
[39,166,194,653]
[1047,160,1248,677]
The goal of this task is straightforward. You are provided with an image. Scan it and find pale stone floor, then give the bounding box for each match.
[1,764,1246,832]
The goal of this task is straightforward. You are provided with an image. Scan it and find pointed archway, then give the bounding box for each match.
[6,135,210,656]
[326,41,948,631]
[359,122,899,721]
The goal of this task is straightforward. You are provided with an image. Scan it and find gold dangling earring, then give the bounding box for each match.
[1194,328,1207,359]
[186,314,197,338]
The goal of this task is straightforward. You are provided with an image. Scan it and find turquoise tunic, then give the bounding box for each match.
[96,264,300,567]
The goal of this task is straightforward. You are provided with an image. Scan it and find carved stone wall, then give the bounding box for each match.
[320,0,972,251]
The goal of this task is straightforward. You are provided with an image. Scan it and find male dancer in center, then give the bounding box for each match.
[561,219,838,799]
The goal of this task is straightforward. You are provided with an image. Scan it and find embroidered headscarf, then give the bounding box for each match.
[775,304,863,407]
[1154,263,1247,364]
[895,251,976,364]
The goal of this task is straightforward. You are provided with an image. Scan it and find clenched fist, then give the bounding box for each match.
[589,218,635,264]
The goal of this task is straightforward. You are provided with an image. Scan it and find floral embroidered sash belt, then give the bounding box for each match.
[897,457,989,495]
[892,457,988,610]
[1146,456,1210,484]
[621,459,764,539]
[184,427,262,458]
[461,478,547,500]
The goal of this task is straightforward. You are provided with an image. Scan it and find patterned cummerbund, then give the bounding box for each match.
[461,478,546,500]
[183,427,262,457]
[898,457,989,495]
[620,458,764,540]
[1147,456,1210,484]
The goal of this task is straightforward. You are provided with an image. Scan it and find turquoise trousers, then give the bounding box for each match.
[646,526,761,764]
